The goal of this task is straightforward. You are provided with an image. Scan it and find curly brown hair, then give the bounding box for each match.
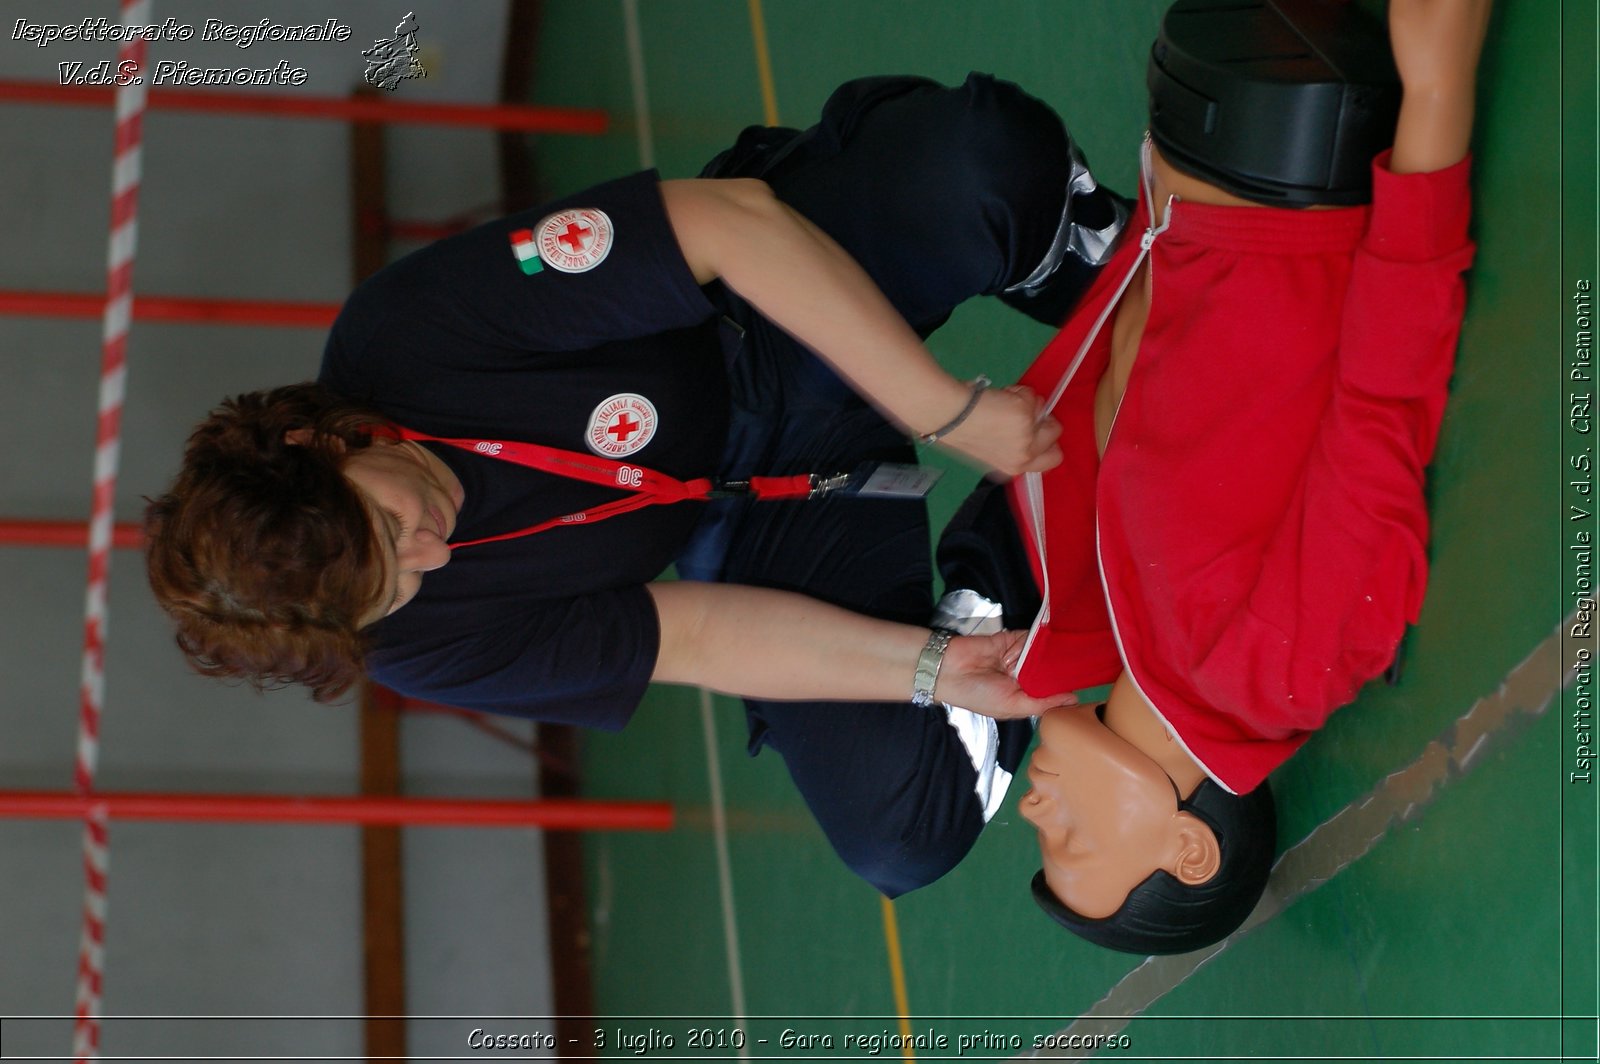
[144,383,395,702]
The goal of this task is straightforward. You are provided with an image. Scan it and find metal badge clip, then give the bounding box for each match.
[808,472,854,498]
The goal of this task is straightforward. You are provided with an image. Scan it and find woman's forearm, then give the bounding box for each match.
[663,177,967,436]
[648,580,928,701]
[660,178,1060,476]
[645,579,1073,718]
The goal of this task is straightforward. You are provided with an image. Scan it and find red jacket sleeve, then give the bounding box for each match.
[1191,152,1475,735]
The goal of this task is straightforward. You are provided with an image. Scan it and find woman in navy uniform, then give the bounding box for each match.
[146,73,1126,896]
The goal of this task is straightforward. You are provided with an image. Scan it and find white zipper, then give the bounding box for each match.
[1016,135,1173,673]
[1036,134,1173,423]
[1016,138,1226,790]
[1094,517,1232,791]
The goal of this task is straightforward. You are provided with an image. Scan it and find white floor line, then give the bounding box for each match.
[620,0,654,171]
[1009,609,1582,1061]
[700,687,750,1043]
[617,0,748,1030]
[617,0,748,1033]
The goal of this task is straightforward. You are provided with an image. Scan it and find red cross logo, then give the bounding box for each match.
[537,209,613,274]
[558,222,591,252]
[586,392,656,457]
[607,412,640,441]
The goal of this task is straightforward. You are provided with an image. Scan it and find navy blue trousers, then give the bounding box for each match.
[679,74,1116,896]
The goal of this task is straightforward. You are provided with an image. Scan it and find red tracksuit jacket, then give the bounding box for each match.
[1009,150,1475,794]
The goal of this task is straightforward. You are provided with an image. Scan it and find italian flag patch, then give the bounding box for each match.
[508,228,542,274]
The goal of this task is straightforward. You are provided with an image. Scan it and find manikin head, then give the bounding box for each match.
[1020,674,1276,954]
[1146,0,1400,207]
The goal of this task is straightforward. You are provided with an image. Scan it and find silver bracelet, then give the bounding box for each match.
[917,375,991,445]
[911,628,955,708]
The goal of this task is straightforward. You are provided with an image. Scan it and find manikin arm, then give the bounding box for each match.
[659,177,1063,478]
[1388,0,1492,175]
[1195,0,1489,736]
[647,580,1073,719]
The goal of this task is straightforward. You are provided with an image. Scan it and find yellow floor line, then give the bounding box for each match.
[747,0,781,126]
[879,895,917,1060]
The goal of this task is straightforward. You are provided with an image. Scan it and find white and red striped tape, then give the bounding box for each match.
[73,1,150,1059]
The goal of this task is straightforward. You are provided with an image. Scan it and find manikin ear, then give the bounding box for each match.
[1169,811,1222,886]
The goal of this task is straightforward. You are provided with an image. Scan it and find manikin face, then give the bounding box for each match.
[1019,679,1219,919]
[341,440,465,624]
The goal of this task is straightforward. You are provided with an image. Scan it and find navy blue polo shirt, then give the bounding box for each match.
[319,171,730,727]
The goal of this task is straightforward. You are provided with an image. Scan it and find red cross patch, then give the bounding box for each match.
[585,392,658,457]
[534,208,613,273]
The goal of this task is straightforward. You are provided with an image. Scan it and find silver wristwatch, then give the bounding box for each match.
[911,628,955,708]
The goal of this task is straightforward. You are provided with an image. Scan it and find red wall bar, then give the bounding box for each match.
[0,520,142,549]
[0,790,673,831]
[384,218,473,242]
[0,289,339,328]
[0,78,608,134]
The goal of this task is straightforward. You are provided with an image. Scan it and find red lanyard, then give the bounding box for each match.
[389,426,815,549]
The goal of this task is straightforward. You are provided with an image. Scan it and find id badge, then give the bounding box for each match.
[837,462,942,499]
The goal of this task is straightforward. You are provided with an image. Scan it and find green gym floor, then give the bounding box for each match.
[528,2,1595,1060]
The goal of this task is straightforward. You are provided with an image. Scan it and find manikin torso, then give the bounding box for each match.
[1093,146,1263,458]
[1088,145,1275,795]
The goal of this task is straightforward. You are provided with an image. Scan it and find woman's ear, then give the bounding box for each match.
[1170,812,1222,886]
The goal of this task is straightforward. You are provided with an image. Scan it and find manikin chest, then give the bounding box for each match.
[1093,259,1151,458]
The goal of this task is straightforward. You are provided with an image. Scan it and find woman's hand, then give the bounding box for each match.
[933,385,1063,477]
[934,630,1078,720]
